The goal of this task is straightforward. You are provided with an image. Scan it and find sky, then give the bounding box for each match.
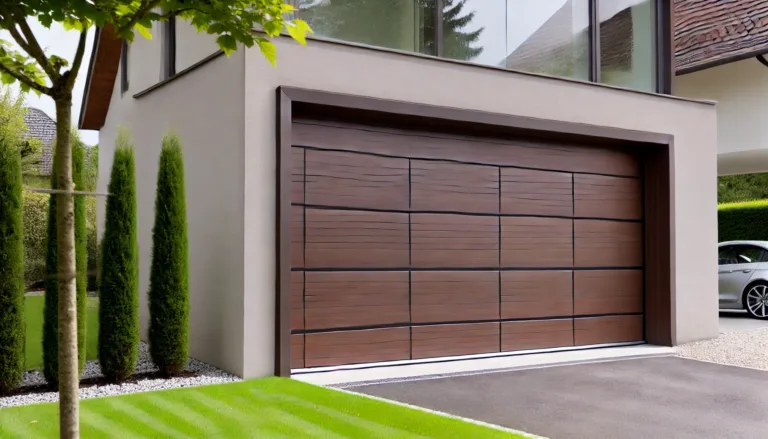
[1,20,99,145]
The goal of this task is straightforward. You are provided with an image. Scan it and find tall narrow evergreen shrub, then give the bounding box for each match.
[42,140,89,387]
[73,141,87,374]
[42,152,59,386]
[0,141,25,395]
[99,134,139,383]
[149,135,189,375]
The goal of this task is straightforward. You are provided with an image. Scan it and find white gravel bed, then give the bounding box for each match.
[1,342,240,408]
[676,327,768,370]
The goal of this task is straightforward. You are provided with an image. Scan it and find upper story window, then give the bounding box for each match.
[121,40,129,94]
[297,0,664,93]
[162,15,177,79]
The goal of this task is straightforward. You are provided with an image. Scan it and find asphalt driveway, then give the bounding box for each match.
[350,357,768,439]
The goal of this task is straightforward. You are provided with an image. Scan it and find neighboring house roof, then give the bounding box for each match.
[23,107,57,175]
[675,0,768,74]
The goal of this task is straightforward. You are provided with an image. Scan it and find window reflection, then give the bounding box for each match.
[599,0,656,91]
[298,0,435,55]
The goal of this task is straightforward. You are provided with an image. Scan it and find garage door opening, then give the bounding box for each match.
[275,88,672,376]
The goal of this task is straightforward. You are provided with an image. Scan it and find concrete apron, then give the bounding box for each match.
[293,344,675,388]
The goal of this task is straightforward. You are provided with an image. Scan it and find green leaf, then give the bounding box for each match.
[0,73,16,85]
[286,19,312,45]
[135,23,152,40]
[216,34,238,56]
[256,38,277,67]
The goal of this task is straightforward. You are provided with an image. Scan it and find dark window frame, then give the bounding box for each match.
[120,40,129,94]
[295,0,672,94]
[163,15,177,79]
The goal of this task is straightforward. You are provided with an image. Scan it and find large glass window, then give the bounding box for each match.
[599,0,656,91]
[298,0,435,55]
[297,0,663,93]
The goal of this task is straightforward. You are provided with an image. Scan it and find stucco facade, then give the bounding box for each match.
[95,25,718,377]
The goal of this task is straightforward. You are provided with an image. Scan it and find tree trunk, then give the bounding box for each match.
[54,94,79,439]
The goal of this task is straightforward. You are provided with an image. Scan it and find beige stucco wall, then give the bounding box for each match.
[674,58,768,175]
[242,37,719,377]
[97,52,247,376]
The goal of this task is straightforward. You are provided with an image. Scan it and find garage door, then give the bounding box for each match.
[289,120,644,370]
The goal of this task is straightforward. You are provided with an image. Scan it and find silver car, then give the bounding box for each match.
[719,241,768,319]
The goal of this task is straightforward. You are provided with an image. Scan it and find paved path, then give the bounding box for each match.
[351,357,768,439]
[720,311,768,333]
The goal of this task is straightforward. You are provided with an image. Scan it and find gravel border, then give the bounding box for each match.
[676,327,768,371]
[1,342,240,408]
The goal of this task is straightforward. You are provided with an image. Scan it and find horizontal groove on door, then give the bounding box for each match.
[291,312,644,334]
[291,266,644,272]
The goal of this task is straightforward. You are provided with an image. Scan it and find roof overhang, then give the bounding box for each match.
[78,24,122,131]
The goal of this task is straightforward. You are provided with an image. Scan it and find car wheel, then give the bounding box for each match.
[743,282,768,320]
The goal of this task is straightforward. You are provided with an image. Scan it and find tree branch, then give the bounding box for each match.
[115,0,163,35]
[13,15,58,79]
[0,62,51,95]
[66,26,88,88]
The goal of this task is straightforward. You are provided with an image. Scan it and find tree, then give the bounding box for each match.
[0,139,25,395]
[149,134,189,376]
[0,86,42,174]
[0,3,310,437]
[98,132,138,384]
[42,136,87,387]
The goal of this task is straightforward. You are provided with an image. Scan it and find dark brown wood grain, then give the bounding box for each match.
[574,175,642,220]
[304,271,409,329]
[574,220,643,267]
[305,149,409,210]
[291,271,304,331]
[574,270,643,315]
[292,147,304,204]
[501,217,573,267]
[501,319,574,351]
[305,208,409,268]
[501,168,572,216]
[501,271,573,319]
[411,160,499,214]
[291,334,304,369]
[574,315,643,345]
[292,122,641,176]
[79,25,122,130]
[411,271,499,323]
[291,206,304,268]
[304,328,410,367]
[411,323,500,359]
[411,214,499,268]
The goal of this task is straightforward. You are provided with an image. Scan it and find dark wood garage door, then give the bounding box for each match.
[288,120,644,370]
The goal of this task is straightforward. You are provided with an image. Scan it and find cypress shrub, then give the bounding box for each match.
[42,152,59,386]
[42,142,89,387]
[718,200,768,242]
[0,141,25,395]
[73,141,88,374]
[99,135,139,383]
[149,135,189,375]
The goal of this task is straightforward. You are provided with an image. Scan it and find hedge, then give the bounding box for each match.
[718,200,768,242]
[99,138,139,383]
[0,141,25,395]
[149,135,190,375]
[43,142,89,387]
[23,191,48,288]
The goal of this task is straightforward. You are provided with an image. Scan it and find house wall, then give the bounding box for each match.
[97,51,247,376]
[241,37,719,378]
[674,58,768,175]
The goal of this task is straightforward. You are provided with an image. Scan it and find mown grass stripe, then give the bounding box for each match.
[99,396,192,438]
[132,393,214,437]
[81,406,151,439]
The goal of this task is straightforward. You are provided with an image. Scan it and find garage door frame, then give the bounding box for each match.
[274,86,673,377]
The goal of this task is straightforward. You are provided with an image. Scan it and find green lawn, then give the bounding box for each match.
[0,378,527,438]
[25,296,100,370]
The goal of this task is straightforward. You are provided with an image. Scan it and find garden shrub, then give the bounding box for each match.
[42,152,59,386]
[43,140,89,387]
[149,134,190,375]
[99,133,139,383]
[718,200,768,242]
[0,141,25,394]
[22,191,48,288]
